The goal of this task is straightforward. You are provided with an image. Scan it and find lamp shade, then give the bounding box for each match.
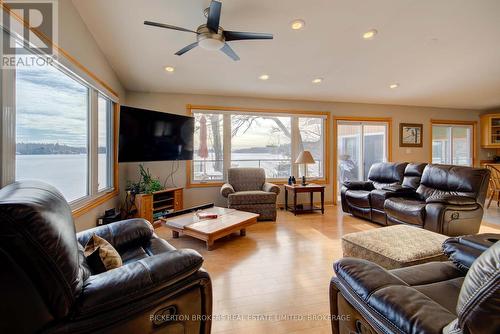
[295,150,315,164]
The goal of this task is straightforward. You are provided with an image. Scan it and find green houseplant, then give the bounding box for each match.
[126,164,164,194]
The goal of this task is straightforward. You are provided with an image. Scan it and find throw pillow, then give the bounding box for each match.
[84,234,122,275]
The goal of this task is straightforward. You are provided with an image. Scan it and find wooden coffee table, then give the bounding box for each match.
[162,207,259,250]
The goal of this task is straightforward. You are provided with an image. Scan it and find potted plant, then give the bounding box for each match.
[126,164,164,195]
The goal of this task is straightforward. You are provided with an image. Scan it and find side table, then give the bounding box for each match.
[284,184,325,215]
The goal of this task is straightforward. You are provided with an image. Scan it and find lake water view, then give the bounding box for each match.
[16,154,106,202]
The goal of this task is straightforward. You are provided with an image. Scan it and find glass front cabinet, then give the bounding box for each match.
[480,113,500,148]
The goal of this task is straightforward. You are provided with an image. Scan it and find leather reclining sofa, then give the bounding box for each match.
[0,181,212,333]
[341,162,491,236]
[330,233,500,334]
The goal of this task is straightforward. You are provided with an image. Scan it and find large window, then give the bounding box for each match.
[15,64,90,202]
[231,115,291,178]
[193,113,224,182]
[432,123,474,166]
[1,31,116,207]
[190,108,328,185]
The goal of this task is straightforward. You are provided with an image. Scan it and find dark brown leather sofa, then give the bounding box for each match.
[385,164,490,236]
[330,234,500,334]
[341,163,490,236]
[0,181,212,334]
[341,162,409,223]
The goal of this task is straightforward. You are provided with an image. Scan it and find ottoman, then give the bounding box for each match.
[341,225,448,269]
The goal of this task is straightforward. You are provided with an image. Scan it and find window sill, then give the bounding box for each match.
[72,189,119,218]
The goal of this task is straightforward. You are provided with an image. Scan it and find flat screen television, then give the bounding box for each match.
[118,105,194,162]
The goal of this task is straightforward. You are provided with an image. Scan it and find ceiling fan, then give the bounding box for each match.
[144,0,273,61]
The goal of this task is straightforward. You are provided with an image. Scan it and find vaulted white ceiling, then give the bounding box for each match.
[73,0,500,109]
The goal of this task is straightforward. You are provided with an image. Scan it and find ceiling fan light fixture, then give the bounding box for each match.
[312,78,323,84]
[259,74,270,81]
[389,83,400,89]
[198,37,224,50]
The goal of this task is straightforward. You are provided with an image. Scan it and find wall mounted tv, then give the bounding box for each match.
[118,106,194,162]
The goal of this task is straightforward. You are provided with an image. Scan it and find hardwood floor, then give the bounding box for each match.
[155,205,500,334]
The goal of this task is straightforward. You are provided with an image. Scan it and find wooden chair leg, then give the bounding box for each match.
[487,191,494,209]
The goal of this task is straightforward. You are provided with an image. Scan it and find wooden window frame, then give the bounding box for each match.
[429,119,477,167]
[186,104,331,188]
[333,117,393,205]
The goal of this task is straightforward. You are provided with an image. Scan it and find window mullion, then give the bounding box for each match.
[223,114,231,181]
[107,101,114,190]
[1,65,16,187]
[291,117,299,178]
[89,90,98,197]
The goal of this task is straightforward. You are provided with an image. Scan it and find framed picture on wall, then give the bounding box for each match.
[399,123,423,147]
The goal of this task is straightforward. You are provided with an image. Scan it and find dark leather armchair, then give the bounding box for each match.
[385,164,491,236]
[341,162,408,223]
[330,233,500,334]
[0,181,212,334]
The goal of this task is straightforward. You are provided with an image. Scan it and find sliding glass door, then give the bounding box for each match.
[337,121,389,196]
[432,124,473,166]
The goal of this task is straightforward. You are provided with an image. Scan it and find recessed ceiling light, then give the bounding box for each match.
[389,83,400,89]
[363,29,378,40]
[259,74,270,81]
[291,19,305,30]
[312,78,323,84]
[164,66,175,72]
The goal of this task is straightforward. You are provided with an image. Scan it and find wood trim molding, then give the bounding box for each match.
[333,117,393,205]
[429,119,478,166]
[185,104,331,188]
[72,190,119,218]
[187,104,330,117]
[1,1,119,98]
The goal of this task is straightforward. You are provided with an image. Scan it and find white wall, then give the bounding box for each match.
[122,91,491,213]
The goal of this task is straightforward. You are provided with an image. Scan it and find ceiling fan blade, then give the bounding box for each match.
[223,31,273,41]
[175,42,199,56]
[206,0,222,32]
[220,43,240,61]
[144,21,198,34]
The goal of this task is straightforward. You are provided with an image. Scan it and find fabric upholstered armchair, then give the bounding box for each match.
[220,167,280,221]
[0,181,212,334]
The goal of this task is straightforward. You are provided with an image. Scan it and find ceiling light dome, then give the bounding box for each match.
[198,37,225,50]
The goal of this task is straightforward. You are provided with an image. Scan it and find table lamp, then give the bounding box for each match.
[295,150,315,186]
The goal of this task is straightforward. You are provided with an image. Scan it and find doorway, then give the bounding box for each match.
[335,119,391,202]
